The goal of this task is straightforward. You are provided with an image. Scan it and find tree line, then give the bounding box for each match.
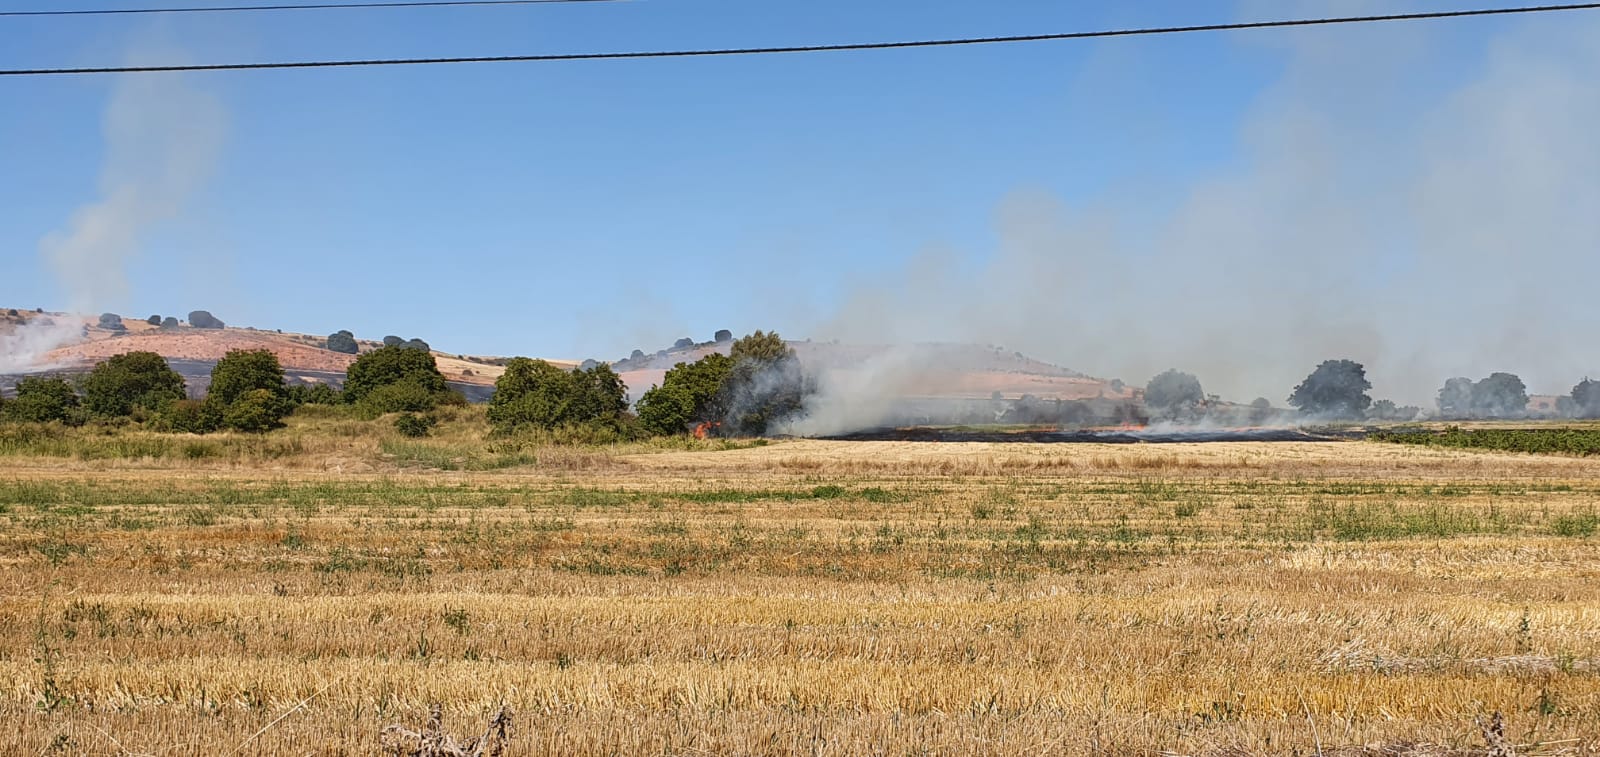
[0,330,813,439]
[1144,361,1600,423]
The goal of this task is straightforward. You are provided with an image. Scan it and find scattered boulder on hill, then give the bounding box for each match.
[98,313,126,331]
[161,316,179,329]
[714,329,733,343]
[188,310,225,329]
[630,349,645,361]
[401,338,430,352]
[383,336,403,347]
[673,337,695,350]
[147,314,161,326]
[326,330,359,354]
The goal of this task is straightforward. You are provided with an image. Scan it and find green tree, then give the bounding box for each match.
[1574,378,1600,419]
[1287,359,1372,419]
[729,330,790,362]
[344,345,450,405]
[81,351,186,418]
[1437,377,1475,419]
[208,349,294,431]
[487,359,630,433]
[209,349,290,407]
[1144,370,1204,420]
[719,331,808,436]
[2,377,81,424]
[635,353,734,435]
[1470,372,1529,418]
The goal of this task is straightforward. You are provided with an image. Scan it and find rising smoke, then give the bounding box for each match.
[2,54,224,374]
[800,11,1600,423]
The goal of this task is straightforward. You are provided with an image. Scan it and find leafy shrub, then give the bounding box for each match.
[487,358,630,434]
[394,413,436,438]
[81,351,186,418]
[208,349,293,431]
[356,380,447,418]
[188,310,225,329]
[636,353,733,435]
[2,377,82,424]
[344,345,452,410]
[288,382,342,406]
[222,389,286,432]
[155,399,222,434]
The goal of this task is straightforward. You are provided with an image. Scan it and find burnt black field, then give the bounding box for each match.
[819,427,1368,443]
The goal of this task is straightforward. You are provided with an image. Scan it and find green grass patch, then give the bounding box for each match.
[1371,427,1600,456]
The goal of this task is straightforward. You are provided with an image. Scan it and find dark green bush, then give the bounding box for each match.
[487,358,630,434]
[394,413,436,438]
[222,389,286,433]
[344,345,454,414]
[155,399,222,434]
[2,377,82,425]
[81,352,186,419]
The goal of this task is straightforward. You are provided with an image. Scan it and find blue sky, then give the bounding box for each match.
[0,0,1589,393]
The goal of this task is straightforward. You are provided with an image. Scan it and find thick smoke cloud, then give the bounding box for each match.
[2,54,224,373]
[805,13,1600,414]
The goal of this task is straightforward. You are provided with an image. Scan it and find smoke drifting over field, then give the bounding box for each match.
[806,13,1600,411]
[3,53,224,373]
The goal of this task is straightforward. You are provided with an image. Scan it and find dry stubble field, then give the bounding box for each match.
[3,434,1600,755]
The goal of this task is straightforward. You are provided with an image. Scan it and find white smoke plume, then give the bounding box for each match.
[804,12,1600,421]
[3,54,224,374]
[0,317,81,375]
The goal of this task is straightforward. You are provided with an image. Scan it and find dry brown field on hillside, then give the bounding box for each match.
[3,424,1599,755]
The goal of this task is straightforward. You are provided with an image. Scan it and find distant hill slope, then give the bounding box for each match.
[3,309,1120,403]
[0,309,535,401]
[611,339,1122,402]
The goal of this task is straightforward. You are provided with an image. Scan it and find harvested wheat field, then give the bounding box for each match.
[4,431,1600,755]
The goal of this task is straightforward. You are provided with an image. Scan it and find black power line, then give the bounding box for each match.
[0,0,622,16]
[2,2,1597,76]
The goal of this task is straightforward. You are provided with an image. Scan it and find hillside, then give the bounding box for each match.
[1,309,1120,403]
[612,339,1123,402]
[0,309,526,401]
